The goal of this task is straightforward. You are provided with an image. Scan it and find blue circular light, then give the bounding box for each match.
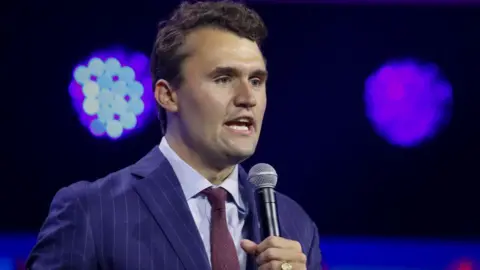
[69,48,154,140]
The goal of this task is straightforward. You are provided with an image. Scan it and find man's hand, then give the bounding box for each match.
[241,236,307,270]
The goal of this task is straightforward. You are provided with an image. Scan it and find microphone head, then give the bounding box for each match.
[248,163,278,189]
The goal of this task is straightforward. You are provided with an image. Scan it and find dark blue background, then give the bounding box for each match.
[2,0,479,243]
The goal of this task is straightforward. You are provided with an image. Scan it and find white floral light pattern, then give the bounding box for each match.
[73,57,146,139]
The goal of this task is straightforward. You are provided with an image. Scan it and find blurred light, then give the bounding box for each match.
[0,258,13,270]
[448,259,476,270]
[69,47,154,140]
[458,262,473,270]
[364,58,453,147]
[15,260,25,270]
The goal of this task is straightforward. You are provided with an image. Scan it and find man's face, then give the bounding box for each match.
[173,28,267,165]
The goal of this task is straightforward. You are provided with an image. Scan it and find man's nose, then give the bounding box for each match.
[233,80,257,108]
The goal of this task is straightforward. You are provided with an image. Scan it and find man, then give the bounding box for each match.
[27,1,322,269]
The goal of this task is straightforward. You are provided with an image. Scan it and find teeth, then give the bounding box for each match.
[228,125,249,131]
[233,118,251,124]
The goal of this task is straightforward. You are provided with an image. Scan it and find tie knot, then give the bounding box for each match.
[202,187,227,210]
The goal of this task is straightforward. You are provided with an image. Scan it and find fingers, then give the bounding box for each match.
[256,247,307,265]
[240,239,258,255]
[256,236,303,253]
[242,237,307,269]
[258,261,306,270]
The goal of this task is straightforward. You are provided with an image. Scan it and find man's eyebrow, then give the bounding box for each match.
[208,66,268,78]
[251,69,268,79]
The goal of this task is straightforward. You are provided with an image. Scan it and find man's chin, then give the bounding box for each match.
[224,146,256,163]
[217,137,258,163]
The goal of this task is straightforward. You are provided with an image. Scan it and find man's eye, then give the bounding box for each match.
[214,76,232,84]
[250,77,262,87]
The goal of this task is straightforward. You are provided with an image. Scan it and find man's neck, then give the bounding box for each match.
[164,133,235,185]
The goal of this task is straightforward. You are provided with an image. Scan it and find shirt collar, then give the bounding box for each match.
[159,137,245,212]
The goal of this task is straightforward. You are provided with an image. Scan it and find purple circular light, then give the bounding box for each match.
[69,47,154,140]
[365,59,453,147]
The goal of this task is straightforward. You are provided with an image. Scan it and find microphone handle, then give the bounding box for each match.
[256,187,280,239]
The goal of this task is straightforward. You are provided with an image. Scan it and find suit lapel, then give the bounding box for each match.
[131,147,210,270]
[238,167,261,270]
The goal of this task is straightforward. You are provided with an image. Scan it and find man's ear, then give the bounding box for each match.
[154,79,178,113]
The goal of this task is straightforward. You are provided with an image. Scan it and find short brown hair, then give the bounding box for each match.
[150,0,268,134]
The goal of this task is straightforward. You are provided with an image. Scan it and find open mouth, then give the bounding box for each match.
[224,117,255,134]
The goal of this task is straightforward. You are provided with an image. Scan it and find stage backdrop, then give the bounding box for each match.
[2,0,479,268]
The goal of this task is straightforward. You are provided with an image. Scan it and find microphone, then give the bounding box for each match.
[248,163,280,239]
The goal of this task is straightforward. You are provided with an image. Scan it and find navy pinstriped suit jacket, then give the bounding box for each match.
[27,146,322,270]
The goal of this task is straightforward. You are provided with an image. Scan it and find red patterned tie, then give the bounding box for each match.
[202,187,240,270]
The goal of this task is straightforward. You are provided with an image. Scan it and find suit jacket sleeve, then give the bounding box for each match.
[306,222,322,270]
[26,185,98,270]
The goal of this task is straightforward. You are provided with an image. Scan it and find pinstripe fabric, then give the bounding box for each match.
[26,146,322,270]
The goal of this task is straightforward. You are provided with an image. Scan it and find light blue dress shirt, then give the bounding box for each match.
[159,138,248,269]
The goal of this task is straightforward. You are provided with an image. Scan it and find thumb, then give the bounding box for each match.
[240,239,258,255]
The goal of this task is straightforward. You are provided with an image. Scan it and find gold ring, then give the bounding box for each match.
[280,262,293,270]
